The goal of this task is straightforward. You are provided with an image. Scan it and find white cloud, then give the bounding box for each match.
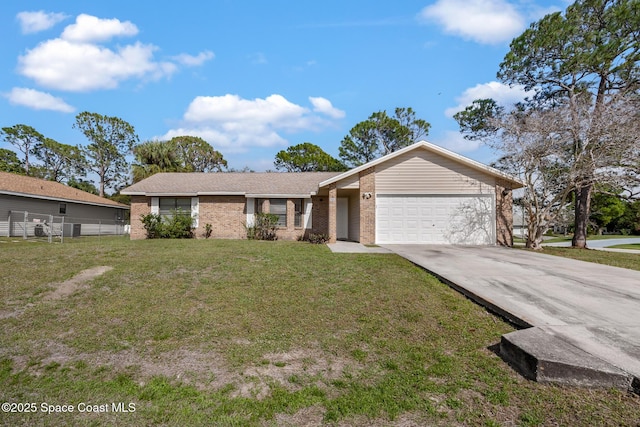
[17,10,67,34]
[432,130,482,153]
[61,14,138,43]
[419,0,525,44]
[172,50,214,66]
[18,38,176,91]
[162,94,343,153]
[309,97,346,119]
[14,13,211,92]
[184,94,311,128]
[445,81,533,117]
[5,87,74,113]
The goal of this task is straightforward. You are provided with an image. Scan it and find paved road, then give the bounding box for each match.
[544,237,640,248]
[383,245,640,380]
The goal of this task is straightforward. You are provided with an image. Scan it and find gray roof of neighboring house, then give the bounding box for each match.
[0,171,129,209]
[121,172,343,197]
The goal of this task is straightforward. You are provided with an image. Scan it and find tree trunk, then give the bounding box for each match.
[526,221,546,250]
[572,183,593,249]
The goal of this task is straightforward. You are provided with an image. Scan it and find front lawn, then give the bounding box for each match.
[1,238,638,426]
[541,247,640,271]
[542,234,640,244]
[607,243,640,250]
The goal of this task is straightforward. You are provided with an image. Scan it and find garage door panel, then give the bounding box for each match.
[376,195,495,245]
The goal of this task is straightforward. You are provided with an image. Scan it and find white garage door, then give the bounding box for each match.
[376,195,495,245]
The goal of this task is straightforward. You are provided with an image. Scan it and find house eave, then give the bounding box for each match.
[245,193,314,199]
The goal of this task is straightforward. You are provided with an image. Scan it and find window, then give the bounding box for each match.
[58,203,67,215]
[255,198,290,227]
[269,199,287,227]
[159,198,191,217]
[294,199,304,228]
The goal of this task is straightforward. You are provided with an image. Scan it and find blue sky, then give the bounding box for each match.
[1,0,568,177]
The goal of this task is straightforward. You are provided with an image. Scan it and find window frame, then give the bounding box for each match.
[269,199,287,227]
[294,199,304,228]
[159,197,192,218]
[58,202,67,215]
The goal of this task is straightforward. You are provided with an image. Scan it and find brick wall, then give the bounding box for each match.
[130,195,319,241]
[328,185,337,243]
[495,180,514,247]
[359,167,376,244]
[129,196,150,240]
[197,196,247,239]
[311,195,329,236]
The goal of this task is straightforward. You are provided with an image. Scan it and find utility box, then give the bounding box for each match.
[63,223,82,237]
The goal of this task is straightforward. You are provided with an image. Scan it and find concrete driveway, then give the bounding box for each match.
[383,245,640,390]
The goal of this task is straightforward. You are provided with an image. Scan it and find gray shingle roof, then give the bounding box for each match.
[121,172,343,196]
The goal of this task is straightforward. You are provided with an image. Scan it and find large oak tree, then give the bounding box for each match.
[459,0,640,248]
[500,0,640,248]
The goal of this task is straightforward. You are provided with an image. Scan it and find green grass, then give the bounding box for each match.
[540,247,640,271]
[606,243,640,250]
[1,237,639,426]
[542,234,637,244]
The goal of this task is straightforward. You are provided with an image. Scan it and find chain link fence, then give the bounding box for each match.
[5,211,128,242]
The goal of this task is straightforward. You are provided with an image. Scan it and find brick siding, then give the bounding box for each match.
[129,196,151,240]
[311,195,329,236]
[359,167,376,244]
[131,196,315,240]
[197,196,247,239]
[328,185,337,243]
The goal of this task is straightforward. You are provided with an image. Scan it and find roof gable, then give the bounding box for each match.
[0,172,129,209]
[319,141,523,188]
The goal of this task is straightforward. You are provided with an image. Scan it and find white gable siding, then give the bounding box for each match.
[375,149,496,195]
[336,173,359,189]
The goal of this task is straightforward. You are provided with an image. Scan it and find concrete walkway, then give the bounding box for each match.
[383,245,640,391]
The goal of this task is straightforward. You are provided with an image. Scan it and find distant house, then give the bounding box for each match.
[513,210,528,239]
[0,171,129,237]
[122,141,523,245]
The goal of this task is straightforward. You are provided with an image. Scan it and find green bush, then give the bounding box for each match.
[307,233,329,244]
[245,213,279,240]
[141,213,162,239]
[141,209,195,239]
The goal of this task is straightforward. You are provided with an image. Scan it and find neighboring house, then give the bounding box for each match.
[122,141,523,245]
[513,210,528,239]
[0,171,129,237]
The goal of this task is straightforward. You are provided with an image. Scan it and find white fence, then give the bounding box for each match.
[3,211,128,242]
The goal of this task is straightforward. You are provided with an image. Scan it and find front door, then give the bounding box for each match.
[337,197,349,240]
